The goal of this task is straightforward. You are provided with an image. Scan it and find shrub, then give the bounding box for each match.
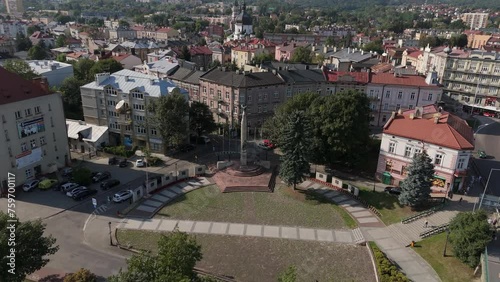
[146,156,162,166]
[103,145,137,157]
[73,168,92,186]
[370,242,409,282]
[64,268,97,282]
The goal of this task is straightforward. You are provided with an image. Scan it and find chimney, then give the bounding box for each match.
[334,46,337,52]
[150,79,155,85]
[305,65,309,70]
[397,108,402,115]
[434,116,439,124]
[125,76,129,81]
[361,50,364,55]
[409,113,415,119]
[323,46,328,53]
[272,69,277,75]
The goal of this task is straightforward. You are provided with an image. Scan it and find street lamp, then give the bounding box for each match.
[443,228,451,257]
[476,168,500,212]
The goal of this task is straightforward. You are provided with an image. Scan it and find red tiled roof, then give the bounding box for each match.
[112,54,131,62]
[407,50,423,59]
[324,70,370,84]
[370,73,439,88]
[156,27,174,33]
[0,67,51,106]
[66,51,87,58]
[190,46,212,55]
[383,105,474,150]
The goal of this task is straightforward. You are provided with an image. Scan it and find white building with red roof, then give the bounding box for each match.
[377,104,474,195]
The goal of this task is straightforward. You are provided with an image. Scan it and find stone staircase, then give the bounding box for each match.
[388,208,460,246]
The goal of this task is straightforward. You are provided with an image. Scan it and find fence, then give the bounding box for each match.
[419,223,449,239]
[401,202,446,224]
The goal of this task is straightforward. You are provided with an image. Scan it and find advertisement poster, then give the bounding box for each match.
[16,147,43,169]
[17,117,45,138]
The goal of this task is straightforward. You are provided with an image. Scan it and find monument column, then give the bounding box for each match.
[240,105,247,166]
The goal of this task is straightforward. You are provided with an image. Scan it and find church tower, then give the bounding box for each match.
[231,1,239,32]
[233,1,253,40]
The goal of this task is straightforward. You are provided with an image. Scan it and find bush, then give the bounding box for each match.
[103,145,137,157]
[64,268,97,282]
[146,156,162,166]
[73,168,92,186]
[370,242,409,282]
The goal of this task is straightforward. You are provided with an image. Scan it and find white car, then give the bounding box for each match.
[61,182,80,193]
[113,190,133,203]
[135,159,145,167]
[66,187,87,197]
[23,180,40,192]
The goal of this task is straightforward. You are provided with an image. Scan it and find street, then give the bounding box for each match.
[472,116,500,196]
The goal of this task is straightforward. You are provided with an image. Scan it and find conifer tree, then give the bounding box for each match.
[398,151,435,207]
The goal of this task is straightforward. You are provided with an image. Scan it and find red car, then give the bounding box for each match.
[263,139,276,149]
[483,112,495,117]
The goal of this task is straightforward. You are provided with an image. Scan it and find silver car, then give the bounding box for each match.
[66,186,87,197]
[23,179,40,192]
[113,190,133,203]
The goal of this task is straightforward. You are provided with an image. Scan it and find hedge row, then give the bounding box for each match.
[370,242,409,282]
[103,146,137,158]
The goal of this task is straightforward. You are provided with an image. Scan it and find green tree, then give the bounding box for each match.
[73,167,92,185]
[449,19,467,30]
[398,151,434,207]
[108,230,202,282]
[325,36,335,46]
[118,20,130,28]
[55,35,67,48]
[2,59,37,80]
[89,59,124,79]
[419,35,443,48]
[251,52,273,64]
[279,110,313,190]
[56,53,67,62]
[278,265,297,282]
[148,89,189,152]
[27,25,40,36]
[189,101,217,138]
[74,59,96,82]
[27,44,47,60]
[0,212,59,282]
[64,268,97,282]
[289,46,312,63]
[60,76,86,119]
[362,40,384,55]
[15,32,32,51]
[449,210,492,267]
[180,45,191,61]
[449,34,468,48]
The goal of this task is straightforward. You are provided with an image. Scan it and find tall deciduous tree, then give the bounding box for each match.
[2,59,37,80]
[60,76,86,120]
[27,44,47,60]
[449,210,492,267]
[289,46,313,63]
[0,212,59,282]
[74,58,96,82]
[108,230,202,282]
[89,59,123,79]
[398,151,434,207]
[55,34,67,48]
[148,89,189,153]
[189,101,217,138]
[279,110,313,190]
[15,31,32,51]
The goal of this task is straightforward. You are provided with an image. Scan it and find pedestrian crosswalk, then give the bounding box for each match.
[93,204,108,215]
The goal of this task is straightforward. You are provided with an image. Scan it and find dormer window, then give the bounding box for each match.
[105,86,118,96]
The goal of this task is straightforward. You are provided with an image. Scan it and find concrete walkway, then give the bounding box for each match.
[118,218,365,244]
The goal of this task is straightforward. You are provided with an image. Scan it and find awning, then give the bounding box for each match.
[383,172,392,177]
[433,175,446,180]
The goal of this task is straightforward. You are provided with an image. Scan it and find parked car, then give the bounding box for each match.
[23,179,40,192]
[38,179,58,190]
[62,167,73,177]
[61,182,80,193]
[66,186,88,197]
[108,157,118,165]
[384,186,402,195]
[190,135,210,144]
[113,190,133,203]
[101,179,121,190]
[483,112,495,117]
[92,171,111,183]
[54,180,69,191]
[135,159,145,167]
[119,159,128,168]
[258,142,271,150]
[72,189,98,201]
[478,150,487,159]
[179,144,195,152]
[263,139,276,149]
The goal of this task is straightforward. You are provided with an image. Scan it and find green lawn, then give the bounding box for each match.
[414,233,476,282]
[117,229,375,282]
[357,187,416,225]
[156,184,356,229]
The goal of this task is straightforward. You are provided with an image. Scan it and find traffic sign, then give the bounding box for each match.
[92,197,97,209]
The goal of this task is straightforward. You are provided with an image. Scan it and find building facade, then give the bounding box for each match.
[4,0,23,15]
[461,13,489,29]
[80,69,184,153]
[0,68,70,192]
[377,105,474,195]
[28,60,74,87]
[442,50,500,115]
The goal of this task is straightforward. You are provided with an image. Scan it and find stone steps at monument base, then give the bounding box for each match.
[222,185,272,193]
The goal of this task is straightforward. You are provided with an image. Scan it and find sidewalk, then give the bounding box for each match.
[117,218,365,244]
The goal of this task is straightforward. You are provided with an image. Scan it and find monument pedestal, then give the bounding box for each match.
[212,161,274,193]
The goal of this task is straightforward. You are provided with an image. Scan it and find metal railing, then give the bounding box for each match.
[401,202,446,224]
[419,223,449,239]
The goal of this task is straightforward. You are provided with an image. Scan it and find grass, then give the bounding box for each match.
[156,184,356,229]
[117,229,375,282]
[414,232,476,282]
[357,187,417,225]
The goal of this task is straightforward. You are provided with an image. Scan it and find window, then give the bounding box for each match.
[53,132,56,141]
[369,89,374,97]
[457,158,465,169]
[435,153,443,165]
[263,93,268,100]
[15,111,22,119]
[383,103,388,110]
[263,105,267,112]
[48,103,51,111]
[131,90,144,99]
[409,92,415,100]
[25,108,32,116]
[50,116,54,127]
[274,92,279,99]
[247,95,252,103]
[30,139,36,149]
[427,93,433,101]
[382,115,387,122]
[105,87,117,96]
[1,114,5,123]
[258,106,261,113]
[133,104,145,110]
[21,142,27,152]
[397,91,402,99]
[136,126,147,134]
[404,146,412,158]
[34,106,41,114]
[210,89,214,97]
[286,88,292,97]
[25,168,33,178]
[134,115,145,121]
[408,105,414,109]
[40,136,46,145]
[413,148,421,157]
[396,104,401,110]
[4,130,9,141]
[388,142,396,153]
[151,128,157,135]
[385,91,390,98]
[100,99,104,105]
[210,101,214,108]
[151,143,160,151]
[203,86,207,93]
[125,125,131,131]
[226,91,230,99]
[258,94,262,101]
[217,90,221,99]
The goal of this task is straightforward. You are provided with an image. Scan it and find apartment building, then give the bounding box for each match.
[80,69,184,153]
[0,68,69,192]
[442,50,500,114]
[4,0,23,15]
[461,13,489,29]
[377,105,474,194]
[28,60,74,87]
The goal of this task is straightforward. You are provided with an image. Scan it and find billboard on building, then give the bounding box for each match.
[17,117,45,138]
[16,147,43,169]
